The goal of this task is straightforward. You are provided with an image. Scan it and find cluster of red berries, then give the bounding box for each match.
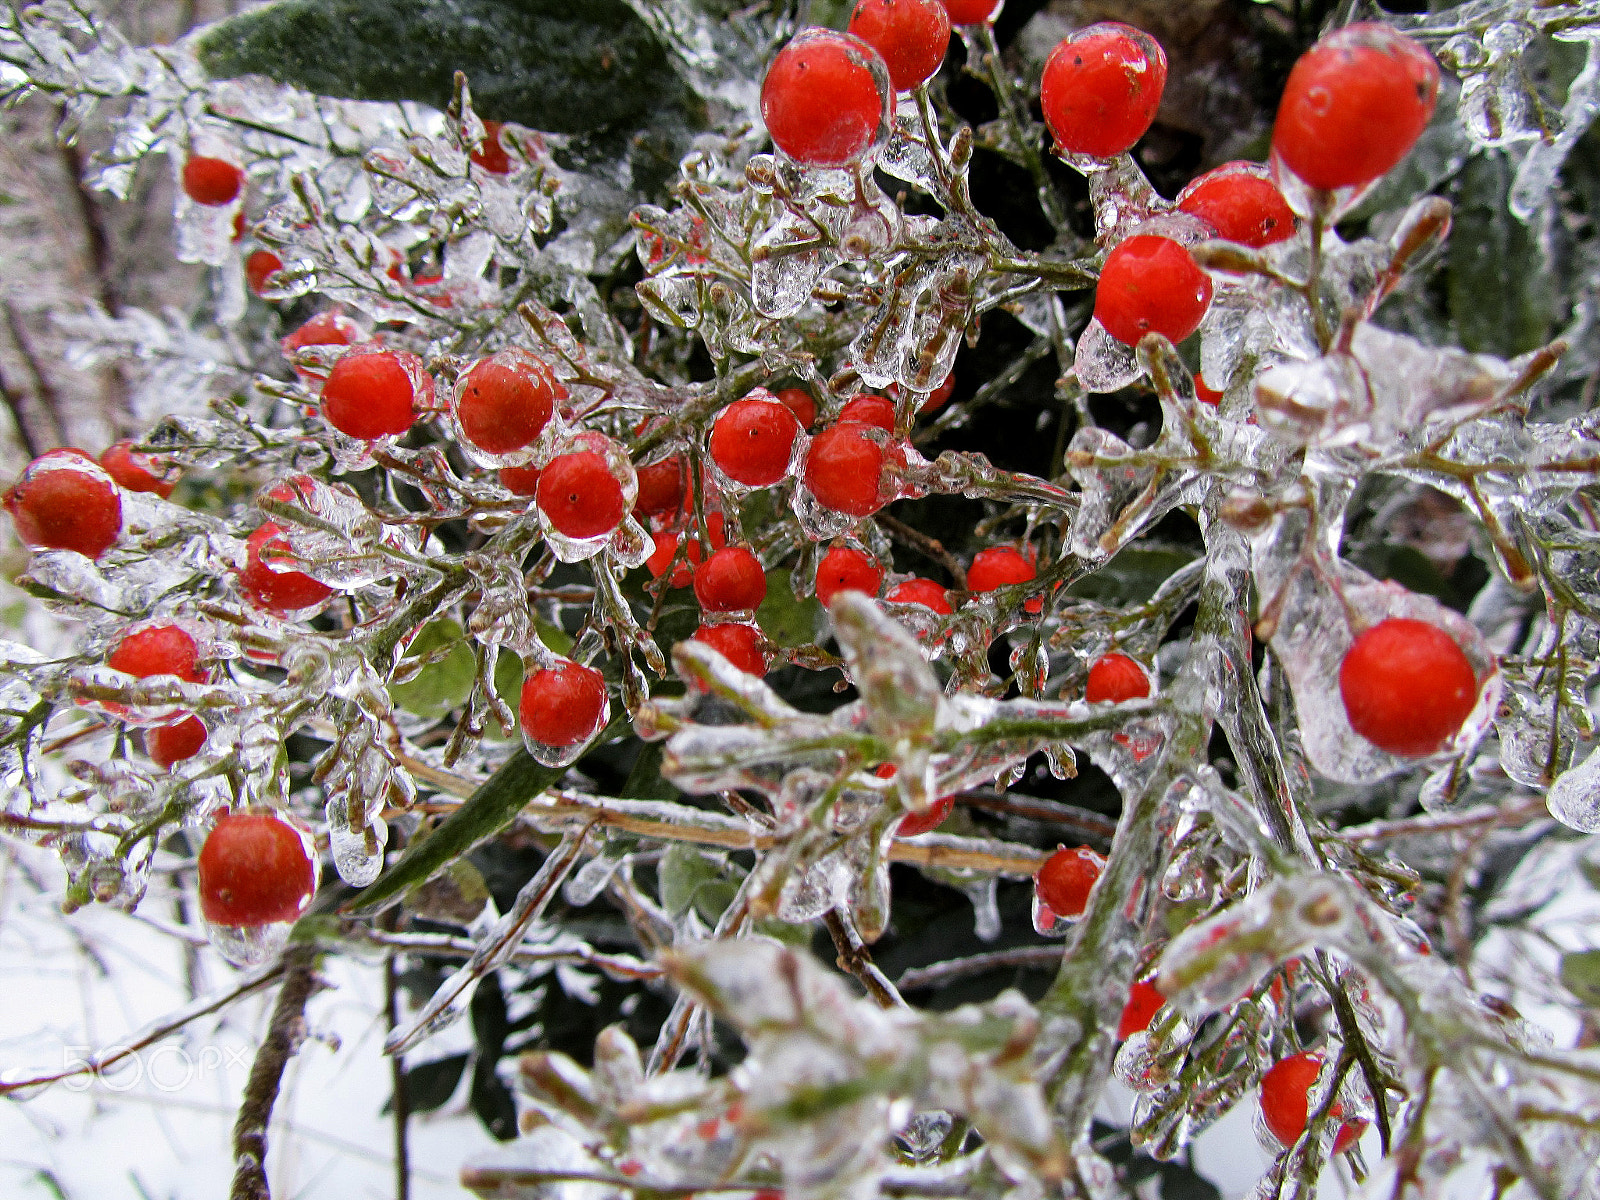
[1258,1051,1368,1155]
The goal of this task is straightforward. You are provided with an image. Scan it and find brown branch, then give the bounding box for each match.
[823,909,905,1008]
[231,944,322,1200]
[1,300,66,448]
[383,916,412,1200]
[876,513,968,589]
[57,138,120,317]
[897,945,1065,991]
[0,360,41,458]
[959,788,1118,843]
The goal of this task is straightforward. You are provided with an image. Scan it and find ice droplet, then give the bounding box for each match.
[1547,742,1600,832]
[205,919,292,967]
[1073,319,1141,393]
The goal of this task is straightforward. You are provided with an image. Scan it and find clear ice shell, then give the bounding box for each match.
[1073,318,1141,393]
[1546,742,1600,833]
[205,918,294,967]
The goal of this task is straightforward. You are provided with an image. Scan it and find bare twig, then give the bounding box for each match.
[230,944,322,1200]
[877,513,968,589]
[383,915,412,1200]
[823,908,906,1008]
[897,945,1065,991]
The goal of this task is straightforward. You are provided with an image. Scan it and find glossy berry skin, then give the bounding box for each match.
[455,351,564,455]
[815,546,883,607]
[838,394,896,432]
[238,522,335,615]
[896,793,954,837]
[1094,235,1213,347]
[805,424,888,517]
[499,463,543,496]
[282,312,362,380]
[1195,373,1224,405]
[182,156,243,206]
[4,450,121,559]
[887,577,952,615]
[147,715,207,768]
[321,349,424,440]
[919,373,956,414]
[1118,980,1165,1039]
[1339,617,1477,756]
[774,387,818,429]
[1259,1051,1324,1147]
[1176,163,1296,248]
[245,249,283,296]
[1086,652,1150,703]
[710,397,802,487]
[109,625,205,683]
[847,0,950,93]
[967,547,1035,593]
[648,513,726,588]
[634,457,685,518]
[761,29,890,167]
[471,120,512,174]
[519,661,607,747]
[1272,23,1439,192]
[939,0,1000,25]
[100,441,175,498]
[1040,23,1167,160]
[198,812,317,927]
[537,451,626,540]
[694,546,768,613]
[1035,845,1104,918]
[691,622,770,676]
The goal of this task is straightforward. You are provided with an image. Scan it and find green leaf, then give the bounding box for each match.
[1560,949,1600,1006]
[1449,152,1561,356]
[388,617,477,719]
[1066,547,1195,606]
[659,842,727,920]
[391,1052,468,1114]
[757,568,826,648]
[196,0,692,136]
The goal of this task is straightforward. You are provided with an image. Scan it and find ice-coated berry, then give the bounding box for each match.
[198,811,317,927]
[1259,1051,1323,1147]
[1035,845,1104,918]
[1339,617,1478,757]
[761,28,890,167]
[4,449,122,559]
[710,396,803,488]
[804,423,888,517]
[774,387,818,429]
[967,546,1035,593]
[939,0,1000,25]
[634,457,685,518]
[1040,23,1167,160]
[321,349,425,440]
[691,622,770,676]
[499,463,543,496]
[182,156,243,206]
[147,715,207,768]
[1094,235,1213,347]
[847,0,950,93]
[245,249,283,296]
[1176,163,1296,248]
[896,793,954,837]
[694,545,768,613]
[1272,23,1439,192]
[1086,652,1150,703]
[520,660,608,747]
[537,450,626,540]
[238,522,335,615]
[109,625,205,683]
[886,577,952,614]
[838,394,896,432]
[1118,980,1164,1039]
[455,350,564,456]
[282,312,363,380]
[100,441,175,499]
[815,546,883,607]
[471,120,512,174]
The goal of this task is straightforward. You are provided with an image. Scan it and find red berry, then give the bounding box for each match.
[838,394,896,432]
[519,660,607,747]
[920,373,955,414]
[710,397,802,488]
[499,462,543,496]
[239,522,335,615]
[694,545,768,612]
[537,451,626,540]
[108,625,205,683]
[634,457,685,518]
[455,351,564,455]
[1118,979,1165,1039]
[471,120,512,174]
[321,349,425,440]
[1176,163,1296,248]
[761,29,890,167]
[775,387,818,429]
[147,715,207,768]
[1040,23,1167,160]
[282,312,362,379]
[691,622,770,676]
[1339,617,1477,757]
[1195,373,1224,405]
[245,249,283,296]
[99,441,175,499]
[1094,235,1213,347]
[1259,1051,1324,1147]
[182,156,243,206]
[198,811,317,927]
[1333,1117,1368,1155]
[939,0,999,25]
[1272,23,1439,192]
[804,423,889,517]
[648,515,726,588]
[3,450,121,559]
[815,546,883,607]
[967,546,1035,593]
[847,0,950,93]
[1085,652,1150,703]
[896,793,954,837]
[1035,845,1104,918]
[886,577,952,614]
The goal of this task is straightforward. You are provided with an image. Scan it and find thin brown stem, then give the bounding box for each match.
[230,944,322,1200]
[823,908,905,1008]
